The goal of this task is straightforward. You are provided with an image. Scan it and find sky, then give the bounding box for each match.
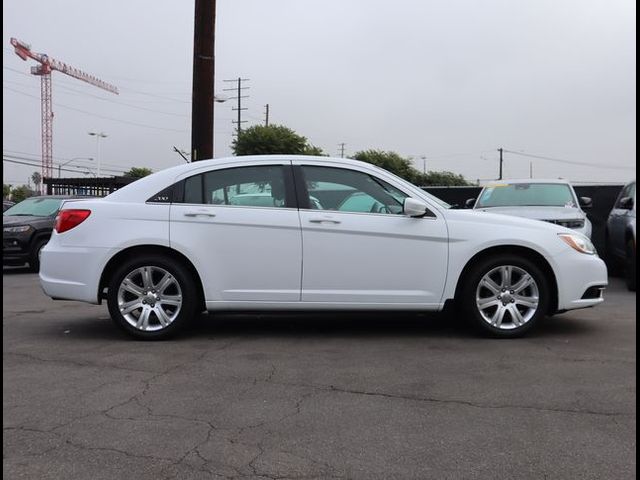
[2,0,636,186]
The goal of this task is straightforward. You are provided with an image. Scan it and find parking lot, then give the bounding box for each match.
[3,268,636,479]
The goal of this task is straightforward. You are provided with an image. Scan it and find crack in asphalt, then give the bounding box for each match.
[64,438,176,462]
[5,351,163,374]
[258,380,634,419]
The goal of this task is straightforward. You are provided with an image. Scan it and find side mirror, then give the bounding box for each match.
[579,197,593,209]
[403,197,429,217]
[619,196,634,210]
[465,198,476,209]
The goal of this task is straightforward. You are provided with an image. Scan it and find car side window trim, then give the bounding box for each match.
[168,164,298,209]
[293,164,437,219]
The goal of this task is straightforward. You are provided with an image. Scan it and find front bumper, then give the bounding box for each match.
[3,234,31,265]
[552,249,608,311]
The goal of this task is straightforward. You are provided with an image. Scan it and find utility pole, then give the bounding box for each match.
[191,0,216,161]
[420,156,427,175]
[529,161,533,179]
[498,147,504,180]
[223,77,249,135]
[338,143,346,158]
[264,104,270,126]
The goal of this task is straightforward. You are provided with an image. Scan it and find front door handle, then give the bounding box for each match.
[184,210,216,218]
[309,218,341,225]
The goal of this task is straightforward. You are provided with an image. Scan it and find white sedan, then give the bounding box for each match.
[39,156,608,339]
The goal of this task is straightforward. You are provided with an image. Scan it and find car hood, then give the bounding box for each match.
[474,206,585,221]
[446,209,575,234]
[3,215,53,227]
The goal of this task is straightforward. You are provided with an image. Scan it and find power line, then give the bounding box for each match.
[503,149,635,170]
[53,83,189,117]
[3,157,119,175]
[4,85,188,133]
[3,151,128,173]
[3,148,129,171]
[5,66,192,105]
[118,85,189,104]
[3,154,127,175]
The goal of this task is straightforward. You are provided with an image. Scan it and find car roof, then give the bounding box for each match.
[104,155,406,203]
[24,195,95,199]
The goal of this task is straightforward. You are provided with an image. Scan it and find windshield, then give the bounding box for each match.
[476,183,577,208]
[3,197,63,217]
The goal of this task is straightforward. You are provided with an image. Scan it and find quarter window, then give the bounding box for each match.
[301,166,408,215]
[181,165,289,208]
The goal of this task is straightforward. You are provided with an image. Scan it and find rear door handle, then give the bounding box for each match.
[309,218,341,225]
[184,210,216,218]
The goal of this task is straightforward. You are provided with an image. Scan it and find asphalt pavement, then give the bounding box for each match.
[3,268,636,479]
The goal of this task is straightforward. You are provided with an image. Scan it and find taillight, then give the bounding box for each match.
[54,209,92,234]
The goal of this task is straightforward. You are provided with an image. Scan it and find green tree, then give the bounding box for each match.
[31,171,42,193]
[232,124,325,156]
[353,150,419,182]
[415,171,471,187]
[353,149,471,186]
[11,185,35,203]
[3,184,11,199]
[124,167,153,178]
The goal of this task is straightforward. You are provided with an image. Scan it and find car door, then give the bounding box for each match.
[293,161,449,306]
[169,161,302,303]
[609,182,635,257]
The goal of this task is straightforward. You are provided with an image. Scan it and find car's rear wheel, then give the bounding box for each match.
[107,255,198,340]
[625,239,636,292]
[460,254,550,338]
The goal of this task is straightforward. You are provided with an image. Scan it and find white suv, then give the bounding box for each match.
[467,179,593,238]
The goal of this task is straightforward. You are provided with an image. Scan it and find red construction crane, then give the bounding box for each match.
[10,37,118,185]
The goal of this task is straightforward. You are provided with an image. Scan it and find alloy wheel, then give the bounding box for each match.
[475,265,540,330]
[116,266,183,332]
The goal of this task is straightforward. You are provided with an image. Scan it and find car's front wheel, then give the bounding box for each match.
[29,238,48,272]
[460,254,550,338]
[107,255,199,340]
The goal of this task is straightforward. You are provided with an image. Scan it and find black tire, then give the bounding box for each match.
[603,231,622,276]
[459,254,550,338]
[107,254,199,340]
[28,238,48,272]
[625,239,636,292]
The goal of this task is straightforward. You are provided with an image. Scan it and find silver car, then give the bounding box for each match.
[467,179,593,238]
[606,180,636,291]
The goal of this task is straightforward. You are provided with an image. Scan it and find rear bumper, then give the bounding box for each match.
[39,244,112,304]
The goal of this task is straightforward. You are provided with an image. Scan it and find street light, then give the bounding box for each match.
[58,157,93,178]
[420,156,427,175]
[88,132,108,177]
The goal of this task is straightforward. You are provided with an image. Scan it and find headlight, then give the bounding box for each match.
[559,233,596,255]
[3,225,32,234]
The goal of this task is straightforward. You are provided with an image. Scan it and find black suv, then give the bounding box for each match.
[3,195,90,271]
